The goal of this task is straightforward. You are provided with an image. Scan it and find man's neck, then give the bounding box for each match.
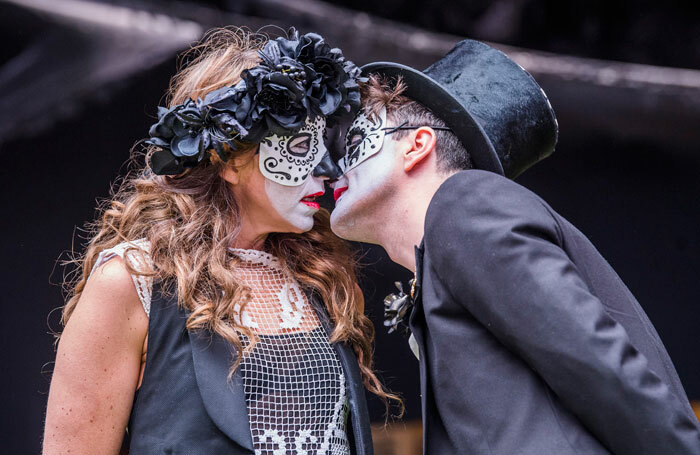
[375,173,452,271]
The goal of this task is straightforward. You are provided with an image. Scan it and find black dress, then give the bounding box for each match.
[101,246,373,454]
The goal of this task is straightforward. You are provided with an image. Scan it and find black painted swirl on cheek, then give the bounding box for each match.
[263,157,292,180]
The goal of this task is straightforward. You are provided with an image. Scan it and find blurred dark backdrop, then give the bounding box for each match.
[1,0,699,453]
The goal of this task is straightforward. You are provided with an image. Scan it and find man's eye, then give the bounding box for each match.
[287,133,311,156]
[349,134,364,148]
[346,127,366,150]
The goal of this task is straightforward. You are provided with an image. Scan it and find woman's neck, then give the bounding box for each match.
[231,218,269,250]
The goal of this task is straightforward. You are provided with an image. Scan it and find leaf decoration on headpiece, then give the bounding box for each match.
[146,29,365,175]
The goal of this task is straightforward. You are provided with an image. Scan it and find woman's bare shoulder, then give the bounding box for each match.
[75,256,150,334]
[87,257,142,304]
[89,239,154,316]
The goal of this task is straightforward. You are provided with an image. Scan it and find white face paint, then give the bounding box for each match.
[331,109,397,241]
[339,108,387,173]
[259,115,327,186]
[265,173,326,232]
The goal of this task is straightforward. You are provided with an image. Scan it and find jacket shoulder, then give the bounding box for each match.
[425,170,556,241]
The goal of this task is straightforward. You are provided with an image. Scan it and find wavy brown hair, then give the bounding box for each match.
[62,27,401,413]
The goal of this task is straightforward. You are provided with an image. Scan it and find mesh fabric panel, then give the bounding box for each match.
[230,248,350,455]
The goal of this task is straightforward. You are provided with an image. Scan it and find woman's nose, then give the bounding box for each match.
[312,150,343,180]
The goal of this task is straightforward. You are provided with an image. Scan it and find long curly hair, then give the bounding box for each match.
[61,27,401,412]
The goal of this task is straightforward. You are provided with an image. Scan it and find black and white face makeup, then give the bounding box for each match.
[256,115,329,232]
[330,107,399,242]
[338,108,386,173]
[259,115,327,186]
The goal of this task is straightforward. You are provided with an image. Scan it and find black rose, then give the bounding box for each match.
[147,99,207,159]
[244,65,309,136]
[146,92,250,174]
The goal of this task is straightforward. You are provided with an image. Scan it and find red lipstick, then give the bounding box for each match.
[334,186,348,201]
[301,191,324,210]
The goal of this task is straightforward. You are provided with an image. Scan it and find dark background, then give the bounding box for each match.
[2,0,699,453]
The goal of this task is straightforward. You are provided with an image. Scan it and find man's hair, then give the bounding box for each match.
[360,74,473,172]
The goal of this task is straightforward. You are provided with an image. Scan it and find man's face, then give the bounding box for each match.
[331,108,399,241]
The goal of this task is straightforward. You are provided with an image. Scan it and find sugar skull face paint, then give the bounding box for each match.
[339,108,386,173]
[330,111,399,242]
[259,115,327,186]
[265,172,326,232]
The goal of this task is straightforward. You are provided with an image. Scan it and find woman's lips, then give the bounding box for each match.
[300,191,324,210]
[334,186,348,201]
[301,201,320,209]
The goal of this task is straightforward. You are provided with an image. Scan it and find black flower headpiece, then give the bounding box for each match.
[146,29,364,175]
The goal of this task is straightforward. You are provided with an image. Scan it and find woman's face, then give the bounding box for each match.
[265,171,326,232]
[228,116,334,234]
[229,154,327,234]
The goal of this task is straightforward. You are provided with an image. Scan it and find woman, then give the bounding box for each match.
[43,28,396,454]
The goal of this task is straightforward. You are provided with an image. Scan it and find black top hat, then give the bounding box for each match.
[362,39,558,178]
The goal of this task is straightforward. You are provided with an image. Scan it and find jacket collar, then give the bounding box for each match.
[408,240,429,454]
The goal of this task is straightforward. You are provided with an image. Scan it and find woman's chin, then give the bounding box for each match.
[281,215,315,234]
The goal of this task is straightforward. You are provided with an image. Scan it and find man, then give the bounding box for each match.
[330,39,700,454]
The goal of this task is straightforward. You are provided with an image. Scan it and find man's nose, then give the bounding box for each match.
[312,150,343,180]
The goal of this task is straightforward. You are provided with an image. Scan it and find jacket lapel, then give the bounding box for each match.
[408,241,429,453]
[409,242,426,336]
[309,292,374,455]
[189,329,255,452]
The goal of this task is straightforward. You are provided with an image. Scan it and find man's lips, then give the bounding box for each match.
[334,186,348,201]
[300,191,324,210]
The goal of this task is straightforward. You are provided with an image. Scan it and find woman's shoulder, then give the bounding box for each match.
[90,239,154,316]
[86,256,144,309]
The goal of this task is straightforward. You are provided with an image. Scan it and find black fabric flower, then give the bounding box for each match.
[146,95,248,174]
[145,29,364,175]
[296,33,363,123]
[246,66,309,136]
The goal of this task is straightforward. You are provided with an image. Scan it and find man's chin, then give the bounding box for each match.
[330,205,359,240]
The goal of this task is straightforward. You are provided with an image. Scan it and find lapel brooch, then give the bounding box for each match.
[383,277,416,334]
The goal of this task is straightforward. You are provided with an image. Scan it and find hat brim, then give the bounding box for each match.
[362,62,504,175]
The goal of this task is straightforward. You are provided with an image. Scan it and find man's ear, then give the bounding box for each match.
[404,126,437,172]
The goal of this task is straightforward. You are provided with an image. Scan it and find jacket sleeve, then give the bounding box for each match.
[424,170,700,455]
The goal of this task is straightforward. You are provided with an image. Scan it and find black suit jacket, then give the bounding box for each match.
[410,170,700,454]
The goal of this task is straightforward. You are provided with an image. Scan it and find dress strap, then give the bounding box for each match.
[90,238,153,316]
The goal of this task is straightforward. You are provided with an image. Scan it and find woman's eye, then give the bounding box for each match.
[287,133,311,156]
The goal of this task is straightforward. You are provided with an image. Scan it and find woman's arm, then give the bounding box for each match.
[43,258,148,454]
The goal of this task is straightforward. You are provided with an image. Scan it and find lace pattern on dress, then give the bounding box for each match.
[90,238,153,315]
[230,248,350,455]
